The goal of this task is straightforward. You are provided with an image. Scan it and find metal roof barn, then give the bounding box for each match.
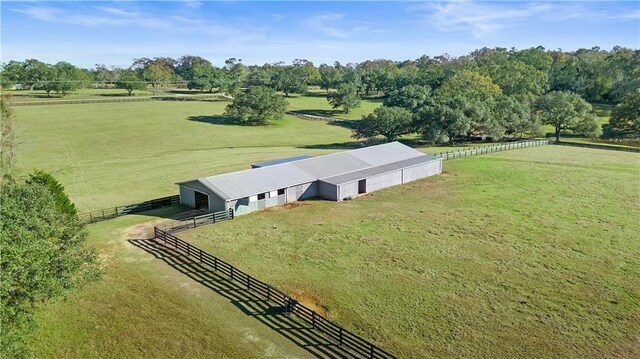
[177,142,442,216]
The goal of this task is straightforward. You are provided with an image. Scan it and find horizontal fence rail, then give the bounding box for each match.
[554,141,640,153]
[78,195,179,224]
[432,139,548,160]
[160,208,234,233]
[10,95,227,106]
[153,227,395,359]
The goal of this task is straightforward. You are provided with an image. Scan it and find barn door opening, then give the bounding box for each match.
[358,179,366,194]
[194,191,209,210]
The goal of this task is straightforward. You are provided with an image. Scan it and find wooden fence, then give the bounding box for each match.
[10,94,226,106]
[554,141,640,153]
[78,195,179,223]
[159,209,234,233]
[153,227,396,359]
[433,139,549,160]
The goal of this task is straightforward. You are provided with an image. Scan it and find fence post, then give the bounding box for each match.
[102,209,105,220]
[89,212,93,223]
[230,266,234,280]
[247,276,251,290]
[339,328,344,345]
[214,257,218,271]
[267,286,271,301]
[312,312,317,328]
[230,208,234,219]
[115,207,118,216]
[370,343,375,359]
[199,250,202,263]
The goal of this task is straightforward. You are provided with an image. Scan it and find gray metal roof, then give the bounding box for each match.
[319,155,441,185]
[252,155,314,168]
[177,142,430,200]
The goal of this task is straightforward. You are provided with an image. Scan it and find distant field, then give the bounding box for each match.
[11,96,382,211]
[178,146,640,358]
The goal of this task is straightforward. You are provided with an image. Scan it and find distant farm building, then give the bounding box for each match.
[177,142,442,216]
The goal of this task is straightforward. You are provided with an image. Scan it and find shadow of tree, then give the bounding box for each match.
[186,115,254,126]
[129,238,358,358]
[294,109,343,117]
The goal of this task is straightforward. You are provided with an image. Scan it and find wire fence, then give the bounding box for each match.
[153,227,396,359]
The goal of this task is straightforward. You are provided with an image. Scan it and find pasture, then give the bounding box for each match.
[11,95,485,212]
[178,146,640,358]
[11,95,639,358]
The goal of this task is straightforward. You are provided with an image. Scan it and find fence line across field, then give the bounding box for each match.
[160,208,234,233]
[554,141,640,153]
[78,195,180,224]
[432,139,549,160]
[10,94,226,106]
[153,227,396,359]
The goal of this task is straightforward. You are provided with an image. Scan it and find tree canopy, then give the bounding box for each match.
[354,106,413,141]
[1,174,98,358]
[610,89,640,135]
[224,86,288,125]
[327,83,361,114]
[535,91,601,142]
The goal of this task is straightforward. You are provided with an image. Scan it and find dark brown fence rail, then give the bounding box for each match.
[159,209,234,233]
[433,139,548,160]
[153,227,396,359]
[10,95,226,106]
[78,195,179,223]
[554,141,640,153]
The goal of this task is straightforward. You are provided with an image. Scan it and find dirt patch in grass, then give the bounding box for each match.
[287,289,330,317]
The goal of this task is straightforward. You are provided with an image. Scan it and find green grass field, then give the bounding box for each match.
[12,95,639,358]
[176,146,640,358]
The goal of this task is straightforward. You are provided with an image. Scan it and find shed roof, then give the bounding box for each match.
[319,155,440,185]
[177,142,428,200]
[251,155,314,168]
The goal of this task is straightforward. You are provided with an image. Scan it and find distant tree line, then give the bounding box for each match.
[1,46,638,139]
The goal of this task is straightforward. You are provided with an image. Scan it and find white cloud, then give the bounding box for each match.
[411,1,639,38]
[304,13,349,38]
[183,1,203,9]
[414,1,554,37]
[11,4,266,37]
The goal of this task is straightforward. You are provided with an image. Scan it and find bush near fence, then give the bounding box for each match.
[153,227,396,359]
[78,195,179,223]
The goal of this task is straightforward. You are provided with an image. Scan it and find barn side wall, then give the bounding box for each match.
[318,181,338,201]
[286,182,318,202]
[402,160,442,183]
[179,186,196,208]
[208,192,227,212]
[338,181,359,200]
[366,170,403,193]
[228,194,286,216]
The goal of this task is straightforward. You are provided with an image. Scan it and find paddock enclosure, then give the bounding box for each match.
[177,142,443,216]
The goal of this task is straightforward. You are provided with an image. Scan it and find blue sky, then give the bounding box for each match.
[1,1,639,68]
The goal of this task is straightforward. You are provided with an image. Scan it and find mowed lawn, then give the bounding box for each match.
[12,98,369,211]
[26,211,313,359]
[176,146,640,358]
